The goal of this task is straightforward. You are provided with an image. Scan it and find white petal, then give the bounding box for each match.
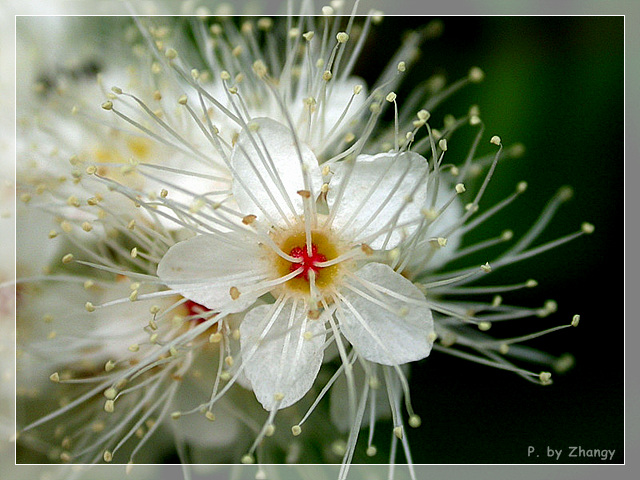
[328,151,428,250]
[321,77,368,136]
[240,302,326,411]
[230,117,322,225]
[306,77,368,151]
[338,262,434,365]
[157,233,269,314]
[411,181,465,272]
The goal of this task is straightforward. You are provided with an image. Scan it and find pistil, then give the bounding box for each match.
[289,244,327,281]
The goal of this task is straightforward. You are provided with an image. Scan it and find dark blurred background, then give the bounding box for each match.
[354,16,623,464]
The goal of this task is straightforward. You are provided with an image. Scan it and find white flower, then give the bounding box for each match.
[15,10,597,478]
[157,116,441,411]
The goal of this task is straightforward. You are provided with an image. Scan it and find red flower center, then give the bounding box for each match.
[185,299,210,323]
[289,244,327,282]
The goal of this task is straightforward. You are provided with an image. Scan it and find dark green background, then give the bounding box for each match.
[355,16,623,464]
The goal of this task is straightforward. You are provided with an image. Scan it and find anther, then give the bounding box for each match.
[539,372,552,385]
[417,109,430,121]
[559,186,574,201]
[49,372,60,383]
[468,67,485,82]
[581,222,595,234]
[571,314,580,327]
[104,387,117,400]
[104,400,115,413]
[408,415,422,428]
[257,18,273,31]
[292,425,302,436]
[336,32,349,43]
[502,230,513,240]
[242,214,257,225]
[517,181,528,193]
[455,183,466,194]
[331,440,347,456]
[490,135,502,146]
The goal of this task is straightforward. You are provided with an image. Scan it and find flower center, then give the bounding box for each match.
[289,244,327,281]
[185,299,209,319]
[269,227,346,297]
